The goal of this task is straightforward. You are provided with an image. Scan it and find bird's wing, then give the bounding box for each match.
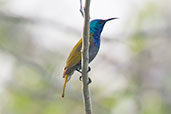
[64,39,82,70]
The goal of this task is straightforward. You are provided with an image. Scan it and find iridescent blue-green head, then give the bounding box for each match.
[89,17,118,46]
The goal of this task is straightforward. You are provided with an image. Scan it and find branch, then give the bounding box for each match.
[81,0,92,114]
[79,0,84,17]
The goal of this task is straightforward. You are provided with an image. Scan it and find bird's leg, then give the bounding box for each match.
[87,66,91,73]
[76,68,82,73]
[87,77,92,85]
[79,76,92,85]
[78,66,92,84]
[76,66,91,73]
[79,76,82,81]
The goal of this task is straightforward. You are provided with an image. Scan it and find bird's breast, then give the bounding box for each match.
[89,41,100,63]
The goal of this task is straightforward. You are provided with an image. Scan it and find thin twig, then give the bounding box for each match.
[81,0,92,114]
[80,0,84,17]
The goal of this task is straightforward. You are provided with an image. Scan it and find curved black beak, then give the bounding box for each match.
[105,17,119,22]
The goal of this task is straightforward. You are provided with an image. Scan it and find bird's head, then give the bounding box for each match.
[90,18,118,34]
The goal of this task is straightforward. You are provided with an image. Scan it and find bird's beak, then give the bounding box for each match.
[105,17,119,22]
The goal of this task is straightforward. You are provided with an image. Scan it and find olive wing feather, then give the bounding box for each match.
[64,39,82,70]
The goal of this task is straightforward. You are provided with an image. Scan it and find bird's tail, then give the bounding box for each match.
[62,74,69,98]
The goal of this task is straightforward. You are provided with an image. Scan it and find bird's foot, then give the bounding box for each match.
[79,76,92,85]
[87,67,91,73]
[79,76,82,81]
[88,77,92,84]
[76,68,82,73]
[76,66,91,73]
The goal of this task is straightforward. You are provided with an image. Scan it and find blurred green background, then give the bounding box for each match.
[0,0,171,114]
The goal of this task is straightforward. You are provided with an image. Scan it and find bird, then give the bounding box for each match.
[62,18,118,97]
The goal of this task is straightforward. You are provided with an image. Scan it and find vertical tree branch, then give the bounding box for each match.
[79,0,84,17]
[81,0,92,114]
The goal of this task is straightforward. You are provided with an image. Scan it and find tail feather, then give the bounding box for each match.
[62,74,69,98]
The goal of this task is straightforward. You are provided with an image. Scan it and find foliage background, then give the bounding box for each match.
[0,0,170,114]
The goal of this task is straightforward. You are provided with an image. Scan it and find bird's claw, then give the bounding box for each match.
[79,76,82,81]
[87,67,91,73]
[76,66,91,73]
[79,76,92,85]
[87,77,92,85]
[76,68,82,73]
